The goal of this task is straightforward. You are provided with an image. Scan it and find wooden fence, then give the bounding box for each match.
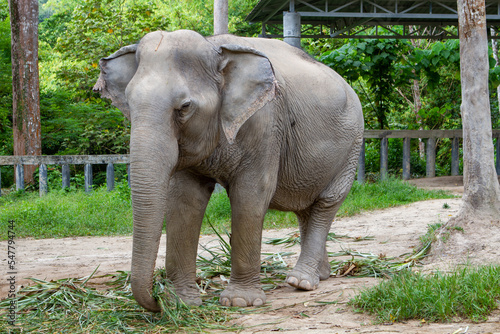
[359,129,500,182]
[0,130,499,196]
[0,155,129,197]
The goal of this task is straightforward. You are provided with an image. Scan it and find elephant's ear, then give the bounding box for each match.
[93,44,138,121]
[218,44,278,144]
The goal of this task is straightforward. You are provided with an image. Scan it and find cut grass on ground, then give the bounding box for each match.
[0,178,454,239]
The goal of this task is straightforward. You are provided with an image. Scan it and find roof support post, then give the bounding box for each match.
[283,9,301,48]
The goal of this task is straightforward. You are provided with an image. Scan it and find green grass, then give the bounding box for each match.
[0,268,242,333]
[338,178,454,217]
[350,265,500,323]
[0,178,454,240]
[0,188,133,239]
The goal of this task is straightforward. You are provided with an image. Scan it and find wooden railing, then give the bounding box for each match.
[359,130,500,182]
[0,155,129,196]
[0,130,499,196]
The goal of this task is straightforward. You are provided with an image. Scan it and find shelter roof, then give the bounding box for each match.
[247,0,500,39]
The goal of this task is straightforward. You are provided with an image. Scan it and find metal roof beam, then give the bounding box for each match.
[262,0,291,22]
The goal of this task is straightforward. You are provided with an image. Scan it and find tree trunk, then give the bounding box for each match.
[9,0,41,185]
[411,78,426,158]
[455,0,500,221]
[409,27,427,158]
[214,0,228,35]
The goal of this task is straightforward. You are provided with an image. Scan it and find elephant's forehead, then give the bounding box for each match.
[138,30,213,57]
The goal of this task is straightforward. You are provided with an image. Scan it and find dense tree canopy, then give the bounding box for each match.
[0,0,499,187]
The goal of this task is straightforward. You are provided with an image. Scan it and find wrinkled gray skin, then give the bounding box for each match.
[94,30,363,312]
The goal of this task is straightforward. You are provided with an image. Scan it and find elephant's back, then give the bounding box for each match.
[209,35,363,212]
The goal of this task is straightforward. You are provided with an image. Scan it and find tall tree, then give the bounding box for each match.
[214,0,228,35]
[454,0,500,221]
[9,0,41,185]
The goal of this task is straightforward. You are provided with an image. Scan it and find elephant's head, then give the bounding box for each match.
[93,30,277,311]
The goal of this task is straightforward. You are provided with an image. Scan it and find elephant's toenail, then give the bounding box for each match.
[220,298,231,307]
[253,298,263,306]
[232,298,247,307]
[286,276,299,287]
[298,280,312,290]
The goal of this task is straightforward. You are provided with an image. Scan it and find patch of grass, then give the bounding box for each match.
[0,268,241,333]
[350,265,500,323]
[0,178,453,239]
[337,177,454,217]
[0,186,133,240]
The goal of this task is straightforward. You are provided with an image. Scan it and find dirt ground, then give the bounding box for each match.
[1,176,500,333]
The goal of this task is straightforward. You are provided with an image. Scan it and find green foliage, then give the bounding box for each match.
[54,0,169,96]
[40,90,130,155]
[0,3,12,157]
[321,38,415,129]
[319,36,499,132]
[351,265,500,322]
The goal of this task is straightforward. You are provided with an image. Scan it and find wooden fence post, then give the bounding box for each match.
[496,137,500,176]
[451,137,460,176]
[84,164,92,193]
[39,163,48,196]
[426,137,436,177]
[107,163,115,191]
[127,164,131,187]
[380,137,388,180]
[402,137,411,180]
[62,164,70,189]
[357,138,365,184]
[15,164,24,191]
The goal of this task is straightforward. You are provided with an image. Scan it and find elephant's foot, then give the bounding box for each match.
[287,255,330,290]
[219,284,266,307]
[286,267,321,291]
[173,283,202,306]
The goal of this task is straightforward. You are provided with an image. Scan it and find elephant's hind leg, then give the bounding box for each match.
[286,204,338,291]
[164,171,215,306]
[286,161,358,291]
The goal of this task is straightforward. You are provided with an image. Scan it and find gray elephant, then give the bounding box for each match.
[93,30,364,312]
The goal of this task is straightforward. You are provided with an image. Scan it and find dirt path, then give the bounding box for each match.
[1,180,500,333]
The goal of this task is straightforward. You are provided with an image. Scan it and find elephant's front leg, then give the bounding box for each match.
[164,171,215,306]
[220,175,276,307]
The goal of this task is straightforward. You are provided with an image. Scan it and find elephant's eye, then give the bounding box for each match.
[175,100,191,115]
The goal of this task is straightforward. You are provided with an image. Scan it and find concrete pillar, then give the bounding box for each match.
[106,163,115,191]
[39,163,48,196]
[15,164,24,191]
[62,164,70,189]
[357,138,365,184]
[283,11,301,48]
[84,163,92,193]
[426,137,436,177]
[402,137,411,180]
[380,137,388,180]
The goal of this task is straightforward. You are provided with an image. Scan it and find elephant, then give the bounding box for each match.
[93,29,364,312]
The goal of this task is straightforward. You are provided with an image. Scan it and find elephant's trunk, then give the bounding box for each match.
[129,122,178,312]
